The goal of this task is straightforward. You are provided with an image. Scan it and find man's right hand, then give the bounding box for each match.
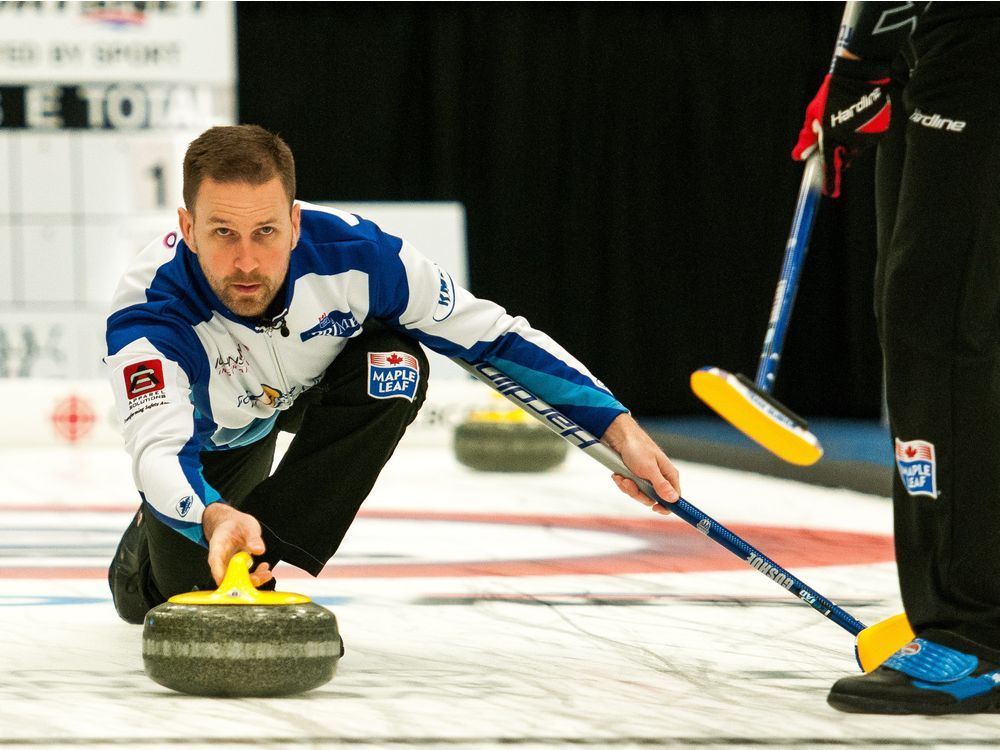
[201,502,273,588]
[792,55,897,198]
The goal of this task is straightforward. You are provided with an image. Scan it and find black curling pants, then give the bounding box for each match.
[874,20,1000,660]
[112,320,428,615]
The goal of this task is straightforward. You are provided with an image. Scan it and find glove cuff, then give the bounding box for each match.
[831,55,894,83]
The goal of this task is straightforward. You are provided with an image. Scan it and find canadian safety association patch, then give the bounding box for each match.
[895,438,938,498]
[367,351,420,401]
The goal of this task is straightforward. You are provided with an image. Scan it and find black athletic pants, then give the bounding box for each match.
[874,19,1000,660]
[112,321,428,615]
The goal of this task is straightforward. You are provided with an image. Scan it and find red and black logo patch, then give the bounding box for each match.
[124,360,165,400]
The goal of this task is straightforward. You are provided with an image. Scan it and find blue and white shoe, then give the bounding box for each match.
[829,638,1000,714]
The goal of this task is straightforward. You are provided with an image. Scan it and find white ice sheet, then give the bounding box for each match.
[1,444,997,748]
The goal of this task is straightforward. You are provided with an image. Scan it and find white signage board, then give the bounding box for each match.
[0,1,236,378]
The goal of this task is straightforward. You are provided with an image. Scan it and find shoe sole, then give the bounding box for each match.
[829,690,1000,715]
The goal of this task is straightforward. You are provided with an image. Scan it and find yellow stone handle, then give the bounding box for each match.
[168,552,311,606]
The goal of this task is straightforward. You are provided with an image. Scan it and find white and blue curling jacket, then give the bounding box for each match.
[106,202,627,545]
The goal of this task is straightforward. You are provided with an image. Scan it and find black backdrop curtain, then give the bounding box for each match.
[237,2,882,418]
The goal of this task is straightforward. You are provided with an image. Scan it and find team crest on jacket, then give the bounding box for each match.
[301,309,361,342]
[176,495,193,518]
[895,438,938,498]
[368,351,419,401]
[433,266,456,321]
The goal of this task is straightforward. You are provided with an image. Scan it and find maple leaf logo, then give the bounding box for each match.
[905,447,917,458]
[387,353,402,365]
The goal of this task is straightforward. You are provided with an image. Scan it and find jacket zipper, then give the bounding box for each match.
[255,314,291,395]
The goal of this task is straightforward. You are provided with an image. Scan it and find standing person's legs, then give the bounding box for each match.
[876,35,1000,661]
[827,21,1000,714]
[109,320,428,622]
[829,22,1000,716]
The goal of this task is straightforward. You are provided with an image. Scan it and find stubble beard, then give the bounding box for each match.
[200,263,286,319]
[216,276,277,318]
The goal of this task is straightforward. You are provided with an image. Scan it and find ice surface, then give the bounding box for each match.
[1,444,997,748]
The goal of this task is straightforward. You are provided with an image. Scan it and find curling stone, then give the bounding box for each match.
[453,403,567,472]
[142,552,343,697]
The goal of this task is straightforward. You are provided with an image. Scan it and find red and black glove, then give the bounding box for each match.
[792,56,897,198]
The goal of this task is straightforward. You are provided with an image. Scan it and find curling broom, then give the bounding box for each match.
[690,153,824,466]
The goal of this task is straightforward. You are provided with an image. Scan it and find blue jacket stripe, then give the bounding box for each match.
[178,434,222,523]
[491,356,622,411]
[368,241,410,322]
[402,328,626,436]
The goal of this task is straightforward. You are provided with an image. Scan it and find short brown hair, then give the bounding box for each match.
[182,125,296,210]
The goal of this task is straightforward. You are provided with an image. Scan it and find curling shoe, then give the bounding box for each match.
[828,638,1000,714]
[108,507,156,625]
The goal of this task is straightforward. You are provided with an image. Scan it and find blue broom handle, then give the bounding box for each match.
[457,358,867,638]
[755,153,824,393]
[583,438,865,637]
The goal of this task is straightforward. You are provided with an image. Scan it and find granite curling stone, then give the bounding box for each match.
[453,406,567,472]
[142,552,343,697]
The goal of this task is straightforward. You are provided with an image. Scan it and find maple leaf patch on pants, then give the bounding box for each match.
[367,351,420,401]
